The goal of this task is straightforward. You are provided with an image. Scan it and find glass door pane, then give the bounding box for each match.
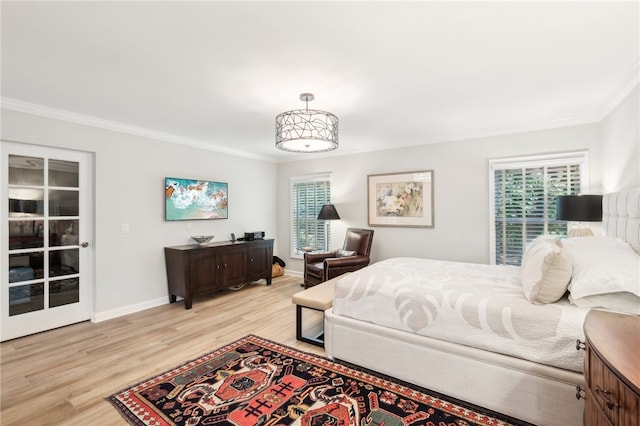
[49,159,79,187]
[9,156,44,186]
[9,283,45,316]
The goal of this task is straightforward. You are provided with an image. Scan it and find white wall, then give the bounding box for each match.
[1,109,278,318]
[3,86,637,318]
[277,123,603,274]
[601,85,640,192]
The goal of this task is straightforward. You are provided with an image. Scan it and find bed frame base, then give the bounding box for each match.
[325,308,584,426]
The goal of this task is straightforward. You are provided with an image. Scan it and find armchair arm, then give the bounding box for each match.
[305,251,338,264]
[323,256,369,268]
[323,255,371,281]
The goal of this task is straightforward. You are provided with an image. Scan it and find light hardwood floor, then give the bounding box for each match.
[0,275,325,425]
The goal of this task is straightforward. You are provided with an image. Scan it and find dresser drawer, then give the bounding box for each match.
[617,381,640,426]
[589,350,622,424]
[588,347,640,426]
[585,387,614,426]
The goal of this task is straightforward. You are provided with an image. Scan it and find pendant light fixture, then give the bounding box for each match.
[275,93,338,153]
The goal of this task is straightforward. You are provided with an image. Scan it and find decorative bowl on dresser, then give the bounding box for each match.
[190,235,214,245]
[582,309,640,426]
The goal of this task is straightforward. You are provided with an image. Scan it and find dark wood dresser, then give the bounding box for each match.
[164,239,273,309]
[583,309,640,425]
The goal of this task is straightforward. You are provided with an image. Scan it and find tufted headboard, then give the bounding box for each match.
[602,188,640,254]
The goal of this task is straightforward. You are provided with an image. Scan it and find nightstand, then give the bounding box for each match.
[583,309,640,425]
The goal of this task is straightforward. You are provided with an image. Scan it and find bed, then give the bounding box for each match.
[325,188,640,426]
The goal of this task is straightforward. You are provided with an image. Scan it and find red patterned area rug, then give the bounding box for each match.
[107,335,526,426]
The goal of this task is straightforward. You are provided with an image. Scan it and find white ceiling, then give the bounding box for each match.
[2,1,639,162]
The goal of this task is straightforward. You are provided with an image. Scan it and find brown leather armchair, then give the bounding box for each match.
[303,228,374,288]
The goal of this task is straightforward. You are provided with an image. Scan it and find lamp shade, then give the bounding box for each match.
[556,195,602,222]
[317,204,340,220]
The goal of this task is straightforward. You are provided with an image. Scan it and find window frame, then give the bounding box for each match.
[488,151,589,265]
[290,173,332,259]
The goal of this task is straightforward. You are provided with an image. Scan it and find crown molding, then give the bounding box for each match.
[592,60,640,121]
[3,61,638,164]
[0,97,277,163]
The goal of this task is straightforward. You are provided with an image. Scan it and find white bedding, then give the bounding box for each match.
[333,257,591,372]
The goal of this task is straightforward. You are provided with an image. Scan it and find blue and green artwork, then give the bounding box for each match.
[165,177,228,221]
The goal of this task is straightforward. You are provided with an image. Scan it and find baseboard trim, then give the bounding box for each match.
[91,275,303,322]
[92,296,169,322]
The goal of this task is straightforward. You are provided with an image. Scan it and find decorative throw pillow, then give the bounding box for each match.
[520,236,572,304]
[336,250,357,258]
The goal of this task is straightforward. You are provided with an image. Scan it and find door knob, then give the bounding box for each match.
[80,241,89,248]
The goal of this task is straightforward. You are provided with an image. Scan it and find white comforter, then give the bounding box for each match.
[332,257,591,372]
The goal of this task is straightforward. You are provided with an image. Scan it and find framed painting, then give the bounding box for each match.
[165,177,228,221]
[367,170,433,228]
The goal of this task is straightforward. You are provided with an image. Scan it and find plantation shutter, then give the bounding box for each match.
[291,174,331,257]
[490,152,587,266]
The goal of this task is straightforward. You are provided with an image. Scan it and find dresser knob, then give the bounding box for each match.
[575,385,585,400]
[575,339,586,351]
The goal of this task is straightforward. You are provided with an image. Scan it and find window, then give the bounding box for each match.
[489,151,588,266]
[290,173,331,257]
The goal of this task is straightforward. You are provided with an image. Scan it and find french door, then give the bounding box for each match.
[1,141,93,341]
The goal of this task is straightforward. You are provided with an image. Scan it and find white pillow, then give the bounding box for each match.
[561,236,640,314]
[570,293,640,314]
[520,236,572,304]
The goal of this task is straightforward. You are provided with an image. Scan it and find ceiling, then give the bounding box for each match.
[2,1,638,163]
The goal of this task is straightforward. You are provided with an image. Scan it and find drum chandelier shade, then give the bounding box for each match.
[275,93,338,153]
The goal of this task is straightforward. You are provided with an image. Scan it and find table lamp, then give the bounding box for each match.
[556,195,602,237]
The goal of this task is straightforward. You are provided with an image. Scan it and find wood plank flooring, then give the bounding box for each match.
[0,275,324,425]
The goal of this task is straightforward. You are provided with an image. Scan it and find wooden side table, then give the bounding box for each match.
[583,310,640,425]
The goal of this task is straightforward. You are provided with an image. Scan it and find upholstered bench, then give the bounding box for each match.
[292,274,346,347]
